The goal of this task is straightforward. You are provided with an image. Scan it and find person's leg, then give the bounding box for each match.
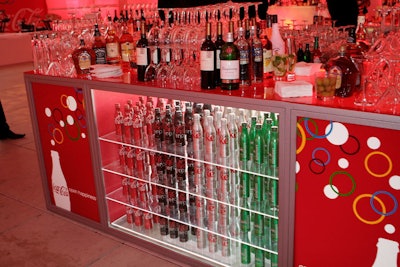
[0,101,25,139]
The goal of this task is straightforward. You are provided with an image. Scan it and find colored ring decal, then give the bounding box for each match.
[364,151,393,178]
[371,191,398,216]
[296,123,306,155]
[65,120,81,141]
[329,171,356,197]
[52,128,64,144]
[339,135,361,155]
[52,108,64,124]
[297,117,317,140]
[312,147,331,166]
[353,194,386,225]
[304,118,333,139]
[60,94,68,108]
[309,158,326,175]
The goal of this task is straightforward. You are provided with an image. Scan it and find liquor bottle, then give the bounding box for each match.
[312,36,322,63]
[249,25,263,83]
[303,43,312,63]
[200,22,216,89]
[92,24,107,64]
[235,27,251,86]
[346,27,363,58]
[296,44,305,63]
[51,150,71,211]
[72,39,96,75]
[270,14,285,55]
[136,21,149,82]
[356,15,368,49]
[119,22,134,72]
[220,32,240,90]
[244,19,250,40]
[113,9,119,23]
[105,18,121,65]
[260,20,273,78]
[325,45,360,97]
[215,21,225,87]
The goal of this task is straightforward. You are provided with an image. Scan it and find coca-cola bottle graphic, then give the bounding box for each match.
[51,150,71,211]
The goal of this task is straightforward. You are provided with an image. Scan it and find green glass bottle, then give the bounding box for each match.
[239,122,250,169]
[220,32,240,90]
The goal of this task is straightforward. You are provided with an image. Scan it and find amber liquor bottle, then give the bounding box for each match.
[105,18,121,65]
[92,24,106,64]
[72,39,96,75]
[119,22,134,72]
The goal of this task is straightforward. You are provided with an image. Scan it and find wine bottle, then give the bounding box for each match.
[215,21,225,87]
[136,21,149,82]
[235,27,250,86]
[220,32,240,90]
[200,22,216,89]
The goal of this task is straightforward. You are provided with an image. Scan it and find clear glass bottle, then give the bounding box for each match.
[260,20,273,79]
[119,22,134,72]
[249,25,263,84]
[220,32,240,90]
[235,27,251,86]
[105,18,121,65]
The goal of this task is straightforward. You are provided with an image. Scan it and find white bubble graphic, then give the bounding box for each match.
[59,120,65,127]
[367,137,381,150]
[51,139,55,146]
[324,184,339,199]
[296,161,300,174]
[66,115,74,125]
[67,96,77,111]
[338,158,349,169]
[45,107,52,117]
[326,122,349,146]
[81,133,86,139]
[384,224,396,234]
[389,175,400,190]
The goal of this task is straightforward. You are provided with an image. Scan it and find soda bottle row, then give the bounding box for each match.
[111,96,280,263]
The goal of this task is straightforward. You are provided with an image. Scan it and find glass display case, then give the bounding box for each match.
[92,89,282,266]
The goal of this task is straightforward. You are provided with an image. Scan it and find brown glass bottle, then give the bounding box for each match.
[325,45,360,97]
[136,21,149,82]
[72,39,96,75]
[214,22,225,87]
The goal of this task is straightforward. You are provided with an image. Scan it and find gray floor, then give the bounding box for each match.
[0,62,183,266]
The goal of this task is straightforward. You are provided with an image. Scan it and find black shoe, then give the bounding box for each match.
[0,129,25,140]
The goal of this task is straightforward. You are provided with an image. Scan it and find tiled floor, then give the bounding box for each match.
[0,63,183,267]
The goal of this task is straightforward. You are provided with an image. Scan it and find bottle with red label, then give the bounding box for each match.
[123,104,133,144]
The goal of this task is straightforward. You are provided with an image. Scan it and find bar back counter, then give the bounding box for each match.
[24,71,400,267]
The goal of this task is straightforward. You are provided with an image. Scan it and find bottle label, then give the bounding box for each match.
[253,47,263,63]
[121,42,133,62]
[328,66,342,89]
[220,60,240,80]
[263,48,273,73]
[239,49,249,65]
[93,47,106,64]
[136,47,148,66]
[200,51,215,71]
[216,49,221,69]
[78,51,91,70]
[106,42,119,58]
